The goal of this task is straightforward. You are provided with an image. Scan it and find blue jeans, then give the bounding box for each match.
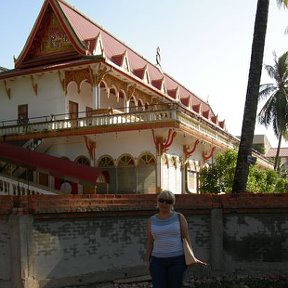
[150,255,187,288]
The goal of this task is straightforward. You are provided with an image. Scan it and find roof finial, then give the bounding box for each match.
[156,46,162,70]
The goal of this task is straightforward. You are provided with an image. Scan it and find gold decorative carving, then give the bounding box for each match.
[134,89,150,103]
[91,65,110,86]
[36,12,73,56]
[58,71,65,91]
[104,74,127,92]
[64,68,92,94]
[127,84,136,98]
[3,80,11,99]
[30,76,38,95]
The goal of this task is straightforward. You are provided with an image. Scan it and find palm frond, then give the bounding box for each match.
[264,64,276,79]
[283,129,288,141]
[259,50,288,140]
[258,94,276,126]
[258,84,277,100]
[272,119,280,138]
[276,0,288,8]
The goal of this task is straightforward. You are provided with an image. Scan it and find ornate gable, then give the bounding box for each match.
[32,7,73,57]
[15,1,85,69]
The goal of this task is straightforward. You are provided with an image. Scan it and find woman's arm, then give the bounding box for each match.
[179,213,192,245]
[179,213,207,266]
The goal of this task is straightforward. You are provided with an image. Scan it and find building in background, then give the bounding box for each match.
[0,0,272,196]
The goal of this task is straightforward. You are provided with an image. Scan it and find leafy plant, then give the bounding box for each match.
[199,149,288,193]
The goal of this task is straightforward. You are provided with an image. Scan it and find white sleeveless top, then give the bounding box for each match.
[151,211,184,258]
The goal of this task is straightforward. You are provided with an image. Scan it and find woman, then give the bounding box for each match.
[146,190,206,288]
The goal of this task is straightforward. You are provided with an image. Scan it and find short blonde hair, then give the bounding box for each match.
[157,190,176,208]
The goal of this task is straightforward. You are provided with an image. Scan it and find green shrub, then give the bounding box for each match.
[199,149,288,193]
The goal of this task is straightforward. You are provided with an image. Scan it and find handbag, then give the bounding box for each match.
[178,213,198,266]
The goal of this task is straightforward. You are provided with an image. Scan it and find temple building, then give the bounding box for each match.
[0,0,272,195]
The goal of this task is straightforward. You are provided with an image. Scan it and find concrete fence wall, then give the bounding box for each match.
[0,193,288,288]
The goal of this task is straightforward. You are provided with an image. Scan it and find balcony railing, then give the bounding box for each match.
[0,107,236,148]
[0,175,56,195]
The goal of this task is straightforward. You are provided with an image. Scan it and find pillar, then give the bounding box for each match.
[92,85,100,109]
[210,208,223,273]
[9,211,38,288]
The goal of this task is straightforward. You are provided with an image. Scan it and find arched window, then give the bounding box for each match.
[129,97,137,113]
[138,100,144,111]
[137,153,156,194]
[118,90,125,110]
[117,154,136,194]
[145,102,150,110]
[138,153,156,165]
[75,155,90,166]
[98,155,115,194]
[98,156,114,167]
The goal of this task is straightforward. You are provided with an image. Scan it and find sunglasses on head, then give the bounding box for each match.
[158,198,173,205]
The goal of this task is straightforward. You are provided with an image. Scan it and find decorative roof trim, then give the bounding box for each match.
[167,87,179,100]
[15,0,87,68]
[202,109,210,119]
[151,78,164,90]
[192,103,201,113]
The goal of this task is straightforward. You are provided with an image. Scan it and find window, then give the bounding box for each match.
[98,156,116,193]
[75,156,90,166]
[69,101,78,119]
[137,153,156,194]
[69,101,78,127]
[186,168,198,193]
[18,104,28,124]
[129,97,137,113]
[117,155,136,194]
[86,106,93,125]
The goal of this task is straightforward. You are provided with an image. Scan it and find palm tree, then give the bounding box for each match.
[232,0,288,193]
[258,51,288,171]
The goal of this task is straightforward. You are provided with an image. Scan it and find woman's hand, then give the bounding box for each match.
[196,258,208,266]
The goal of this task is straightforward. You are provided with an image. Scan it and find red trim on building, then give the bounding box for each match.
[0,143,101,185]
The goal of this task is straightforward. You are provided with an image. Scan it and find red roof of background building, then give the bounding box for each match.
[266,148,288,158]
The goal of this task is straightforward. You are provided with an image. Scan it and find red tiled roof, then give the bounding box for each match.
[219,120,225,129]
[111,53,125,66]
[180,96,190,107]
[192,103,201,113]
[11,0,225,130]
[202,109,210,119]
[211,115,218,124]
[133,67,146,80]
[266,148,288,157]
[167,89,178,99]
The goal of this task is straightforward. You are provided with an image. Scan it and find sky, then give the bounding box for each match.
[1,0,288,147]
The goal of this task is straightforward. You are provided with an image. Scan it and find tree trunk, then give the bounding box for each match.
[274,131,282,171]
[232,0,269,193]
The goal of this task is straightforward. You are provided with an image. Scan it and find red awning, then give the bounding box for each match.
[0,143,101,185]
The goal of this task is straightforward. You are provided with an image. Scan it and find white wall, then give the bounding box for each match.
[0,72,65,122]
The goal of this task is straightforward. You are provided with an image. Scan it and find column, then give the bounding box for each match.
[210,208,223,273]
[9,212,38,288]
[92,85,101,109]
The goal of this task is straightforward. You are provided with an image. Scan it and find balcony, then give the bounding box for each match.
[0,105,235,148]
